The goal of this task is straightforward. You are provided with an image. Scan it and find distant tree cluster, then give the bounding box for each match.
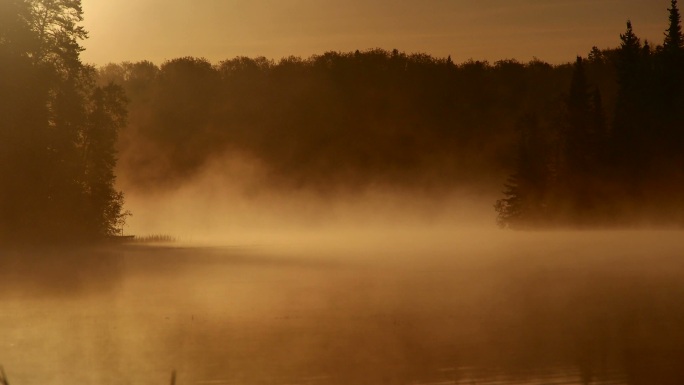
[496,0,684,227]
[0,0,128,243]
[99,51,580,193]
[95,1,682,227]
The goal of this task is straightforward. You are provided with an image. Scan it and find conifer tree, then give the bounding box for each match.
[660,0,684,157]
[554,57,611,223]
[616,21,643,96]
[559,57,596,219]
[612,20,650,191]
[659,0,684,217]
[664,0,684,52]
[495,114,549,228]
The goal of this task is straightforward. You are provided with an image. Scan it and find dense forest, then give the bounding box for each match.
[496,2,684,227]
[100,52,574,193]
[100,2,684,227]
[0,0,127,243]
[2,0,683,244]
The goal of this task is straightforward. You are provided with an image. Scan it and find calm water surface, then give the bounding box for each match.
[2,231,684,385]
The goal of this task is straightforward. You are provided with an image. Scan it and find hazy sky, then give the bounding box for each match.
[81,0,669,66]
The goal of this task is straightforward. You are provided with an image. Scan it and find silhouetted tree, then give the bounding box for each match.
[495,114,549,228]
[492,5,684,226]
[664,0,684,51]
[555,57,609,222]
[0,0,128,243]
[660,0,684,157]
[83,84,129,236]
[611,21,652,197]
[657,0,684,221]
[92,43,681,227]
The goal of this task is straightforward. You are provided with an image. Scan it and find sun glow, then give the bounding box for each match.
[80,0,667,66]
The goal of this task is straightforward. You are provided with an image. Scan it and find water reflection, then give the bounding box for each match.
[0,247,125,297]
[1,237,684,385]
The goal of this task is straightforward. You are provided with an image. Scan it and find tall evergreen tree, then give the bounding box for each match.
[659,0,684,221]
[495,114,549,228]
[659,0,684,158]
[611,20,651,195]
[659,0,684,102]
[558,57,600,221]
[664,0,684,52]
[615,21,643,97]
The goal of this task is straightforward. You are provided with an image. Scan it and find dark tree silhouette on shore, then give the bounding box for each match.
[495,1,684,227]
[47,0,681,228]
[0,0,128,243]
[611,21,651,196]
[103,51,577,194]
[495,114,550,228]
[660,0,684,174]
[665,0,683,51]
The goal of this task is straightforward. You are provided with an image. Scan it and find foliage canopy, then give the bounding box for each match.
[0,0,128,243]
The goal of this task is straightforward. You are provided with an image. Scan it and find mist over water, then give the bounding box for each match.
[5,142,684,385]
[3,203,684,385]
[0,159,663,385]
[5,1,684,384]
[117,153,499,247]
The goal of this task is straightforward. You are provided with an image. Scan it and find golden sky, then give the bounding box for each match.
[81,0,669,66]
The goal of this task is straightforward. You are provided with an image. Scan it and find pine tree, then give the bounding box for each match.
[612,20,650,192]
[664,0,684,52]
[660,0,684,221]
[616,21,643,95]
[495,114,549,228]
[659,0,684,153]
[553,57,611,223]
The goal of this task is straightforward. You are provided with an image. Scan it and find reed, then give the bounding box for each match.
[1,366,9,385]
[132,234,177,243]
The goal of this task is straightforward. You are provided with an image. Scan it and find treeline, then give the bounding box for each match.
[0,0,127,243]
[85,1,684,228]
[100,51,583,192]
[496,1,684,227]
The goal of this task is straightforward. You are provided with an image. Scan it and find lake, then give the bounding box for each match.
[2,230,684,385]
